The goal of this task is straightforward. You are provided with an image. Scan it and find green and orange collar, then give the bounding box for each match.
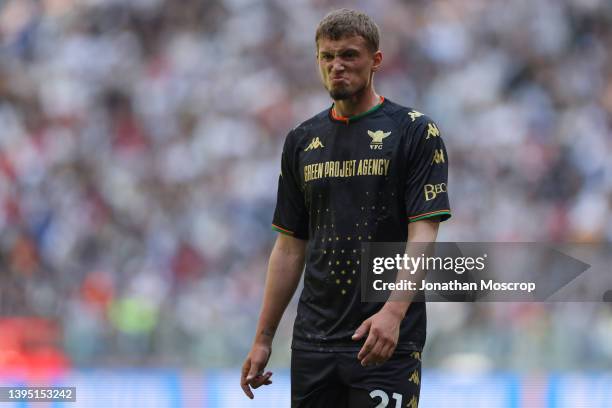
[330,96,385,124]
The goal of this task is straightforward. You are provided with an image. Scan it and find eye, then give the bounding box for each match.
[320,54,333,61]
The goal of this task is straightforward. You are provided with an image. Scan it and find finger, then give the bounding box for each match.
[361,340,384,367]
[377,343,394,364]
[240,360,255,398]
[246,359,265,382]
[352,319,371,340]
[241,359,250,379]
[250,371,273,389]
[358,333,380,363]
[249,371,272,382]
[241,381,254,399]
[383,343,396,361]
[357,328,378,360]
[262,372,274,386]
[357,336,376,361]
[240,362,254,399]
[249,372,272,388]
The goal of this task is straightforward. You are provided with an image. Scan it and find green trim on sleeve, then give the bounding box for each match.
[271,224,295,236]
[409,210,451,223]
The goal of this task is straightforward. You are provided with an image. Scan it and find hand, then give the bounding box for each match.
[240,343,273,399]
[352,307,403,367]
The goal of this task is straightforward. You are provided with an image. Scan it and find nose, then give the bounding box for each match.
[330,59,345,73]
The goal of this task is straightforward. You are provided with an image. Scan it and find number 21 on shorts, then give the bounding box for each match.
[369,389,405,408]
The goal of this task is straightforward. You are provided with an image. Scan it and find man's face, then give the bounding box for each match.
[317,35,381,101]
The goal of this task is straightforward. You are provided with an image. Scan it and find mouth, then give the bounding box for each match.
[330,77,347,85]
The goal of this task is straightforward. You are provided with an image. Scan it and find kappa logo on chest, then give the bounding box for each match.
[304,137,324,151]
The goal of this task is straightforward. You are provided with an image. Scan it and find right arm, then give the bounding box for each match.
[240,233,306,399]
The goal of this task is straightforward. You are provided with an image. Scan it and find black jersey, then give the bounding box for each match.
[272,97,451,352]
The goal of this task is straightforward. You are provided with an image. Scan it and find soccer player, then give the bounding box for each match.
[240,8,451,407]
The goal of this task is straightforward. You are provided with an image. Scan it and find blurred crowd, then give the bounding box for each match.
[0,0,611,370]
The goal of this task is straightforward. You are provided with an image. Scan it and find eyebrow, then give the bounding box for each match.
[319,48,361,56]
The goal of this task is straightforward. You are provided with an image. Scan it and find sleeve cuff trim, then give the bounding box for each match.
[408,210,451,223]
[271,224,295,235]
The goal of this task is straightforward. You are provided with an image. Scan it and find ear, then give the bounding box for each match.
[371,50,383,72]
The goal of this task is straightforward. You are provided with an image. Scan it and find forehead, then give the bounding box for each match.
[317,35,370,53]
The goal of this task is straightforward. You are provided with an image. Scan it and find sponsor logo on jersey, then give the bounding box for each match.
[304,137,324,151]
[303,159,390,182]
[424,182,447,201]
[426,123,440,140]
[367,130,391,150]
[408,110,424,122]
[431,149,445,165]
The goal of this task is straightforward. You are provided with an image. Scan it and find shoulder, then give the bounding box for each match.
[292,108,329,133]
[284,108,330,147]
[381,99,437,129]
[381,99,440,138]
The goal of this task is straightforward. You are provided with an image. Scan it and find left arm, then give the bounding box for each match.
[353,114,450,366]
[352,218,440,366]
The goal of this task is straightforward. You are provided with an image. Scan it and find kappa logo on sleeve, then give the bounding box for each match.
[367,130,391,149]
[304,137,324,151]
[431,149,445,165]
[425,123,440,140]
[408,110,424,122]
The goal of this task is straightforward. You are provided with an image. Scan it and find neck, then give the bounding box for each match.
[332,88,380,118]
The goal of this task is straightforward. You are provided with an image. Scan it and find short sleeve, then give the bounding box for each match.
[272,131,309,239]
[404,118,452,223]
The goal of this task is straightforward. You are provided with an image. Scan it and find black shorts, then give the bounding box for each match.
[291,349,422,408]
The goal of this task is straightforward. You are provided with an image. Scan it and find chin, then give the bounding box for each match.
[329,85,355,100]
[328,82,366,101]
[330,90,352,100]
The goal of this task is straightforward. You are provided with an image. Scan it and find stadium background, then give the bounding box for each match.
[0,0,611,406]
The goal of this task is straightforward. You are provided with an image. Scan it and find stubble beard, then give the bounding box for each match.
[328,81,367,101]
[329,87,353,100]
